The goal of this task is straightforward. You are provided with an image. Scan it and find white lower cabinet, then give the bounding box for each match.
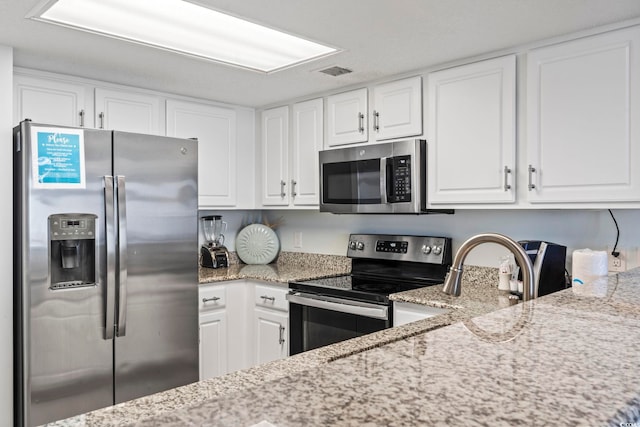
[198,285,228,380]
[393,302,449,327]
[252,282,289,364]
[198,281,289,379]
[254,308,288,365]
[199,310,227,380]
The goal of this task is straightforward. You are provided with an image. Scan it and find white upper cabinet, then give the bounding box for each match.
[427,55,517,204]
[166,99,238,207]
[95,87,162,135]
[14,74,89,127]
[261,106,290,206]
[372,76,422,141]
[326,88,368,146]
[526,26,640,203]
[291,98,323,206]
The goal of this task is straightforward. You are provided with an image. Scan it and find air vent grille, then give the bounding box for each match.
[318,66,352,77]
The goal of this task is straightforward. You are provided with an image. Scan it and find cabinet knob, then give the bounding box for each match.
[98,112,105,129]
[358,113,364,133]
[260,295,276,302]
[202,296,221,303]
[79,109,85,127]
[291,179,297,197]
[278,325,286,345]
[373,110,380,132]
[280,180,286,198]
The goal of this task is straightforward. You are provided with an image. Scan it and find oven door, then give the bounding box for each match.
[287,291,391,355]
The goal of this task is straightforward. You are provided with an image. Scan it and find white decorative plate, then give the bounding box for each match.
[235,224,280,265]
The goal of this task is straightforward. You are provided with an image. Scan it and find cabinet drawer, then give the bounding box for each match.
[254,284,288,312]
[199,286,226,312]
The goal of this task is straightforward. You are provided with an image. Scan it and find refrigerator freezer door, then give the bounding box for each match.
[112,131,199,403]
[14,122,114,427]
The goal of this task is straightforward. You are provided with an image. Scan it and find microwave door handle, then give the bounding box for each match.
[380,157,389,204]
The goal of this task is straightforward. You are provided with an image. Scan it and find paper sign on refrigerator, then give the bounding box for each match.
[31,126,86,189]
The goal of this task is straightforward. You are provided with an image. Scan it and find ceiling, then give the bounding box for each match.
[2,0,640,108]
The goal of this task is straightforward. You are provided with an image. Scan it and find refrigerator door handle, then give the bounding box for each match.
[116,175,128,337]
[104,175,116,340]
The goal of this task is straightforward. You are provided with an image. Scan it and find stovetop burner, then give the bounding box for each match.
[289,234,452,305]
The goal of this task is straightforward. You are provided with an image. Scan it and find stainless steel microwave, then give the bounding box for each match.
[319,139,447,214]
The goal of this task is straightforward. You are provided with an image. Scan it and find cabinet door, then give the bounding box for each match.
[291,98,323,206]
[326,88,368,146]
[261,106,290,206]
[392,302,449,327]
[527,27,640,203]
[254,308,288,365]
[373,76,422,141]
[14,75,88,127]
[166,100,237,207]
[95,87,161,135]
[199,310,228,380]
[428,55,516,204]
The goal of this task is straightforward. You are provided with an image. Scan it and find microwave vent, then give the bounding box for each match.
[319,66,352,77]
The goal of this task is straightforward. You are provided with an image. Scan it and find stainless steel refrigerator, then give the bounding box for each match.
[13,120,199,427]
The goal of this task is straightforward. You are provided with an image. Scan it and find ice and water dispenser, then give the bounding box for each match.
[48,213,97,290]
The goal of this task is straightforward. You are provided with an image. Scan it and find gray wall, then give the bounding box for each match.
[201,208,638,271]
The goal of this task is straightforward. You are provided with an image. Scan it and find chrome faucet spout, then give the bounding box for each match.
[442,233,536,301]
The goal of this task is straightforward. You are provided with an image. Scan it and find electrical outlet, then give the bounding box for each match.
[293,231,303,248]
[608,252,626,273]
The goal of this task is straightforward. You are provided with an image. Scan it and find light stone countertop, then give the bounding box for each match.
[198,251,352,285]
[46,257,640,426]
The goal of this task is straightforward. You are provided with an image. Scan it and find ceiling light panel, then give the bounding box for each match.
[29,0,339,73]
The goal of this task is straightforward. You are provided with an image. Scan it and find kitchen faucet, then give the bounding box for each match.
[442,233,536,301]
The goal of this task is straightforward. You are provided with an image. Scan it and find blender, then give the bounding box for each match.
[200,215,230,268]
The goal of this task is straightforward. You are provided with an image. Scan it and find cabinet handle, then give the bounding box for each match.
[503,166,512,191]
[358,113,364,133]
[373,110,380,132]
[528,165,536,190]
[79,109,85,127]
[278,325,286,345]
[202,296,221,303]
[291,179,297,197]
[260,295,275,302]
[280,180,286,198]
[98,112,105,129]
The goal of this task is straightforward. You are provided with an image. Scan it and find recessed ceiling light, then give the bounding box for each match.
[27,0,340,73]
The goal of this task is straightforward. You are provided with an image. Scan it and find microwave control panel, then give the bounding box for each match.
[390,155,411,203]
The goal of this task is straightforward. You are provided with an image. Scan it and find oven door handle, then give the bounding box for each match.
[286,292,389,320]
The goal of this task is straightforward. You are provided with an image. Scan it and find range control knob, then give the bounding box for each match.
[348,241,356,250]
[356,241,365,250]
[433,246,443,256]
[421,244,432,255]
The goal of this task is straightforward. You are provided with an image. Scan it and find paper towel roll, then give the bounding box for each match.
[572,249,608,297]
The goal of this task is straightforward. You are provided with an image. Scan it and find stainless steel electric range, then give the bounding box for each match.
[287,233,452,355]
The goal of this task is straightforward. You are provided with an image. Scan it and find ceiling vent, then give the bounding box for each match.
[318,66,352,77]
